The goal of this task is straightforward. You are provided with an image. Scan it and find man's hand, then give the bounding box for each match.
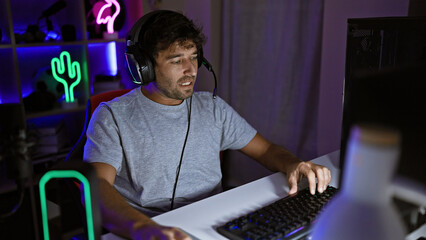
[286,161,331,195]
[131,224,192,240]
[239,133,332,196]
[92,163,192,240]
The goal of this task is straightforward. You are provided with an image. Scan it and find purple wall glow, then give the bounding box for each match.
[317,0,409,157]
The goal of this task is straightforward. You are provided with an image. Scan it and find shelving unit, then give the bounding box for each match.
[0,0,143,175]
[1,0,142,238]
[0,0,141,150]
[0,0,139,112]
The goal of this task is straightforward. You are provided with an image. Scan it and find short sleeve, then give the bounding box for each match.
[214,97,257,150]
[83,103,123,171]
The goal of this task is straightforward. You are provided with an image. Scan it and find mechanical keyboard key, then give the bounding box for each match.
[217,186,338,240]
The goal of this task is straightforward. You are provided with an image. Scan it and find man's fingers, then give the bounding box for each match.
[287,174,299,195]
[175,228,192,240]
[324,167,331,188]
[306,171,316,195]
[133,225,192,240]
[315,165,332,193]
[328,168,332,184]
[286,161,333,196]
[163,227,192,240]
[297,162,317,195]
[315,167,325,193]
[288,184,298,195]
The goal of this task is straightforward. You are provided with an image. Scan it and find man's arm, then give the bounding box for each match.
[91,162,190,240]
[239,133,331,195]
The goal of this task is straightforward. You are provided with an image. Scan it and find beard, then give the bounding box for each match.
[155,75,195,100]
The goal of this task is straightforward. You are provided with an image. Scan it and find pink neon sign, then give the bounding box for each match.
[95,0,121,34]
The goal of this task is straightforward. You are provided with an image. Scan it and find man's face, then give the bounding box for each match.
[151,40,198,104]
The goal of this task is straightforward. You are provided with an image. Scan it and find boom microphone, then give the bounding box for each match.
[41,0,67,18]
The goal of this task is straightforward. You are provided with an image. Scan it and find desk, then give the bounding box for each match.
[102,151,341,240]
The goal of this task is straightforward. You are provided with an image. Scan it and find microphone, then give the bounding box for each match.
[0,103,33,219]
[41,0,67,18]
[0,103,32,182]
[201,58,218,99]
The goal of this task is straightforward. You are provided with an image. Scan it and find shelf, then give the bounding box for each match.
[25,106,86,120]
[14,41,87,48]
[32,147,72,165]
[0,44,13,49]
[11,38,126,48]
[87,38,126,44]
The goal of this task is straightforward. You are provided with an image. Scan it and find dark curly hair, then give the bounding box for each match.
[138,11,206,61]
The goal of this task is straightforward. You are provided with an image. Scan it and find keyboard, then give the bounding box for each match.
[217,186,338,240]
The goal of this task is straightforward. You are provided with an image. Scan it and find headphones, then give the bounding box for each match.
[125,10,217,97]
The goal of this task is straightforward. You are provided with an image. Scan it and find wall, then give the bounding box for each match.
[140,0,410,159]
[135,0,412,173]
[317,0,409,157]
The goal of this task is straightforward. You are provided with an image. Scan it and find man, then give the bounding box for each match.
[84,10,331,239]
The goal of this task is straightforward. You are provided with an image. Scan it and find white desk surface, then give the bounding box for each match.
[102,151,341,240]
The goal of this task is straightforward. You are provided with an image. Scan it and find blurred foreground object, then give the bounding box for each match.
[311,124,406,240]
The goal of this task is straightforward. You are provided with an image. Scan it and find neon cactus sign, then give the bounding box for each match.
[96,0,121,34]
[51,51,81,103]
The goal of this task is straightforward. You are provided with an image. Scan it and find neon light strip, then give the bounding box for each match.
[51,51,81,103]
[107,42,118,75]
[96,0,121,34]
[39,170,95,240]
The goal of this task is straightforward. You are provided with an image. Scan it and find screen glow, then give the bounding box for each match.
[107,42,118,75]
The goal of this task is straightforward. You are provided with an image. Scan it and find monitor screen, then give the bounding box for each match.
[340,63,426,188]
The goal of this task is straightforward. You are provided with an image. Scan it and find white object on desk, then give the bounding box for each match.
[102,151,340,240]
[311,126,406,240]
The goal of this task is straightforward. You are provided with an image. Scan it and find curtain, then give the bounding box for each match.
[219,0,325,186]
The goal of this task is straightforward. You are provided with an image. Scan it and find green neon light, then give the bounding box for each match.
[39,170,95,240]
[51,51,81,103]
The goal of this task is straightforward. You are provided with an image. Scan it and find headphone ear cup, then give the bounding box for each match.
[138,52,155,85]
[125,45,155,85]
[197,48,204,68]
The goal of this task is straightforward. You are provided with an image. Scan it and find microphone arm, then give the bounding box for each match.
[37,0,67,31]
[201,58,218,99]
[40,0,67,19]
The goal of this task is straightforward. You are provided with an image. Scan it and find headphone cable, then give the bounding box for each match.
[170,96,192,210]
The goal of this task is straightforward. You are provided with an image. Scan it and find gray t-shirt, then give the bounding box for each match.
[84,87,256,216]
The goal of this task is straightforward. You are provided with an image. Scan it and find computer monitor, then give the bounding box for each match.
[339,63,426,197]
[340,17,426,204]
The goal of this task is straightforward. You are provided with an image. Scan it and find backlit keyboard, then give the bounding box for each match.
[217,186,338,240]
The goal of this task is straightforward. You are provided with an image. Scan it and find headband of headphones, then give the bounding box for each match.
[125,10,205,85]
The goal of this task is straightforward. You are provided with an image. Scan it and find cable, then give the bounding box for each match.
[170,96,192,210]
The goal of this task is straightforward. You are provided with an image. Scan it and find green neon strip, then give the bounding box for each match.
[51,51,82,103]
[39,170,95,240]
[51,54,70,102]
[68,61,81,102]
